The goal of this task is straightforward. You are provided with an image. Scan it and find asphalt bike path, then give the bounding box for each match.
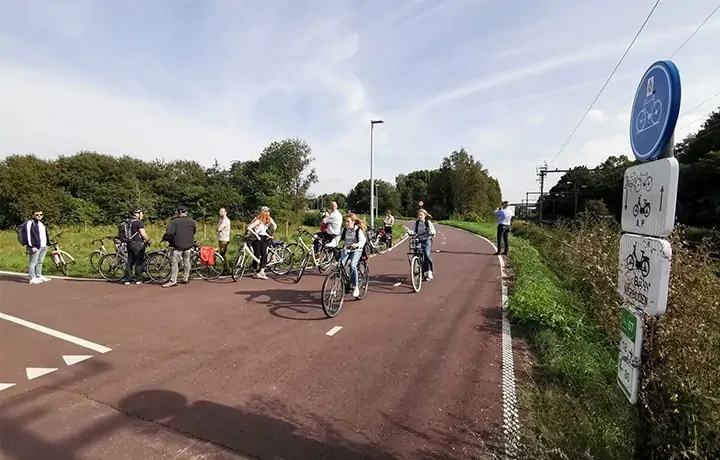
[0,223,505,459]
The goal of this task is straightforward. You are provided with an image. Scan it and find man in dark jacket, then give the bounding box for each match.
[162,205,197,288]
[22,209,52,284]
[122,208,151,285]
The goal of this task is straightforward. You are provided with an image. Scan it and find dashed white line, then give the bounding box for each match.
[0,312,112,354]
[392,282,402,287]
[63,355,93,366]
[325,326,343,336]
[0,383,16,392]
[26,367,57,380]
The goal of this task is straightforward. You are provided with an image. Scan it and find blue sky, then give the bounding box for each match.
[1,0,720,203]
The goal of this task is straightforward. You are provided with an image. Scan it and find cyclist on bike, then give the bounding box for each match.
[339,212,367,298]
[383,209,395,248]
[246,205,277,279]
[413,208,436,280]
[313,200,342,255]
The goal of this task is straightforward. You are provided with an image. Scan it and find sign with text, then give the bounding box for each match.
[621,157,679,237]
[618,233,672,316]
[617,306,644,404]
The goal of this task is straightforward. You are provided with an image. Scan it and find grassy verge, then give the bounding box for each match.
[0,221,407,278]
[440,220,634,459]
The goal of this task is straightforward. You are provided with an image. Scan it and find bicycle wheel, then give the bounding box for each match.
[317,248,335,273]
[410,256,423,292]
[231,251,248,282]
[58,251,75,276]
[193,252,224,280]
[145,252,171,284]
[89,250,104,272]
[269,245,294,275]
[294,252,310,283]
[357,261,369,300]
[321,270,345,318]
[98,253,125,282]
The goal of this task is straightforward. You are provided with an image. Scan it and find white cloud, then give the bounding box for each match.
[1,0,719,205]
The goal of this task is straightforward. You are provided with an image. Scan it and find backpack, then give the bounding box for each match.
[341,227,371,261]
[117,218,138,242]
[16,222,27,246]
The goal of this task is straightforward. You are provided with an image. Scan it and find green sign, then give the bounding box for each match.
[620,308,637,343]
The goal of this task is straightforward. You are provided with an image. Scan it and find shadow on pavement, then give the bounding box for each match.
[0,274,30,283]
[234,288,328,321]
[367,274,413,295]
[475,305,503,337]
[433,250,495,256]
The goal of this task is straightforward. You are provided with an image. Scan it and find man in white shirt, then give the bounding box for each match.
[314,201,343,253]
[493,201,513,256]
[22,209,52,284]
[216,207,231,274]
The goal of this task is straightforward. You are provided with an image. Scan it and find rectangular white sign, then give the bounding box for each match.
[621,157,679,237]
[618,233,672,316]
[617,305,643,404]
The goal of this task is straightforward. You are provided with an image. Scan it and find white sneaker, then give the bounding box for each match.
[39,276,51,282]
[352,286,360,298]
[427,271,433,280]
[29,278,42,284]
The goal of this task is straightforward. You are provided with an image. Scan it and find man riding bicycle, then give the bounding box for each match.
[313,200,342,255]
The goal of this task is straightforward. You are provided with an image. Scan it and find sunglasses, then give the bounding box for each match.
[33,213,43,217]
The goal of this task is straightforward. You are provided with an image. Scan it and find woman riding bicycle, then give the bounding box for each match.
[413,208,436,280]
[246,206,277,279]
[339,212,367,299]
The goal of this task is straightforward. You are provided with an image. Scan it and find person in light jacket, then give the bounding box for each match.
[339,212,368,298]
[413,209,436,280]
[22,209,52,284]
[493,201,513,255]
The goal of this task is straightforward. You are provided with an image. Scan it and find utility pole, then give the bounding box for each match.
[536,163,548,223]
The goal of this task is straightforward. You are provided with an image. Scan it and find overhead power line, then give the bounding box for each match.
[547,0,662,167]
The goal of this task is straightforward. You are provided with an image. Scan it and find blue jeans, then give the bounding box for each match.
[28,246,48,279]
[340,250,362,287]
[421,238,433,273]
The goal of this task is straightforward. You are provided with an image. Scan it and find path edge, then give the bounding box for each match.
[436,223,521,459]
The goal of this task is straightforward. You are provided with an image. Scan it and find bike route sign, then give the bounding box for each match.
[621,157,679,237]
[618,233,672,317]
[617,305,644,404]
[629,60,681,162]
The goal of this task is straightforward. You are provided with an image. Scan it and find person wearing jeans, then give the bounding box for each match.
[22,209,52,284]
[339,213,367,298]
[162,206,197,288]
[493,201,513,255]
[414,209,436,280]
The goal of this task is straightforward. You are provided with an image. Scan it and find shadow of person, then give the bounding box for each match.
[235,288,328,321]
[117,389,398,460]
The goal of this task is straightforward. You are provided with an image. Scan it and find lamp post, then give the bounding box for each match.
[370,119,384,229]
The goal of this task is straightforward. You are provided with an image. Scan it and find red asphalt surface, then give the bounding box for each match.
[0,223,505,460]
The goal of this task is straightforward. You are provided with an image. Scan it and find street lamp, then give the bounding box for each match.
[370,119,384,229]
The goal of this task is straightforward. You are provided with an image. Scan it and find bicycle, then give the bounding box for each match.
[189,241,225,280]
[289,228,336,283]
[97,240,170,283]
[47,233,76,276]
[320,246,369,318]
[406,231,432,293]
[367,226,390,254]
[230,230,295,281]
[89,235,121,272]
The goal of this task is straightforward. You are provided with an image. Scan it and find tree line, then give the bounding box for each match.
[1,139,504,230]
[536,106,720,230]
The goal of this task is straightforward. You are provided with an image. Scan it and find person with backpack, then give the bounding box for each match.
[119,208,151,285]
[17,209,51,284]
[414,208,436,281]
[339,212,369,299]
[161,205,197,288]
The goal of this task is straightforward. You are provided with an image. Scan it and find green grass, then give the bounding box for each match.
[0,220,408,278]
[440,220,634,459]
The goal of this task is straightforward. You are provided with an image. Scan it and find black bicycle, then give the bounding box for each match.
[406,231,432,292]
[290,228,336,283]
[320,247,369,318]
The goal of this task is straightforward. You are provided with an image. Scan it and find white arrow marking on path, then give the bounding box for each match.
[325,326,343,336]
[392,282,401,287]
[26,367,58,380]
[0,383,16,392]
[63,355,93,366]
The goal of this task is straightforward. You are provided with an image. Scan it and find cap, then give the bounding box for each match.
[260,206,270,212]
[177,205,188,213]
[133,208,143,215]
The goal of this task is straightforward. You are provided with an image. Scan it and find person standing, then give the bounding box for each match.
[162,206,197,288]
[246,205,277,280]
[216,207,231,274]
[493,201,513,255]
[21,209,51,284]
[122,208,151,285]
[383,209,395,248]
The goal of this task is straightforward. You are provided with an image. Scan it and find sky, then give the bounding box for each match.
[1,0,720,204]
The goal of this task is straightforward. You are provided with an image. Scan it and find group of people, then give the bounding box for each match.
[17,199,457,291]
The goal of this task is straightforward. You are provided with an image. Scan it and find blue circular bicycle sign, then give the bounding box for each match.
[629,60,681,162]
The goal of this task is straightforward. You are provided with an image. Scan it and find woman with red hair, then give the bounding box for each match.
[246,206,277,279]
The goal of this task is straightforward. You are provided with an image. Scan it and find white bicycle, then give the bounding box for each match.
[231,229,294,281]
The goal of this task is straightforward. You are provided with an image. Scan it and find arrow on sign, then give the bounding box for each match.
[659,186,664,212]
[624,189,628,210]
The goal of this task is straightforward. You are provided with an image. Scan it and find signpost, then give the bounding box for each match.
[617,60,681,404]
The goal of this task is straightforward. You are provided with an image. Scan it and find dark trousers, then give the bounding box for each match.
[313,231,334,254]
[218,240,230,272]
[125,242,145,281]
[384,225,393,248]
[251,237,269,270]
[496,224,510,254]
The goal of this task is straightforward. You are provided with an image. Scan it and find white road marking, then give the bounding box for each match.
[0,383,16,392]
[435,249,441,252]
[392,282,402,287]
[442,242,446,245]
[26,367,57,380]
[325,326,343,336]
[63,355,93,366]
[0,270,104,282]
[0,312,112,354]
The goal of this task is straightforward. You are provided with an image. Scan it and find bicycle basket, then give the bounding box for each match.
[408,236,423,253]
